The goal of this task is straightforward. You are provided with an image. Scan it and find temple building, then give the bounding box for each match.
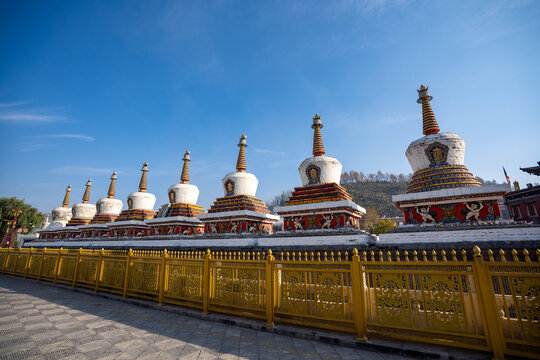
[109,162,156,237]
[275,115,365,231]
[392,86,510,225]
[505,162,540,224]
[147,151,206,236]
[78,171,123,238]
[198,135,279,234]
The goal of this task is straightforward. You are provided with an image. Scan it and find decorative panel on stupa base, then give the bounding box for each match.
[285,183,352,205]
[407,163,482,193]
[107,220,152,238]
[207,195,270,214]
[166,203,205,217]
[35,229,62,241]
[77,224,112,239]
[115,209,156,222]
[198,210,279,235]
[55,227,82,239]
[146,216,205,237]
[90,214,119,224]
[393,184,510,225]
[275,200,365,231]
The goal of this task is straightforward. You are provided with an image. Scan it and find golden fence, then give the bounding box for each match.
[1,246,538,360]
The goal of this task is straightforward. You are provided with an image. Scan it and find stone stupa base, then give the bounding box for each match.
[66,217,93,226]
[392,184,510,225]
[91,214,119,224]
[77,224,112,239]
[115,209,156,222]
[275,200,365,231]
[198,210,279,235]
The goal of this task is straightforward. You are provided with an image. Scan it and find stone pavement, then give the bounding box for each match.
[0,275,412,360]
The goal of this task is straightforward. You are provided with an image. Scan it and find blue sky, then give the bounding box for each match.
[1,0,539,213]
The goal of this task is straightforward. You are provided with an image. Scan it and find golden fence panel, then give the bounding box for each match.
[487,249,540,359]
[162,251,204,309]
[1,246,539,360]
[97,252,127,295]
[209,251,267,319]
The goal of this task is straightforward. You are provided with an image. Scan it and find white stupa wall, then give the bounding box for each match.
[168,183,199,204]
[221,172,258,197]
[72,203,97,219]
[128,191,156,210]
[406,132,465,172]
[298,156,342,186]
[52,207,72,222]
[96,198,123,215]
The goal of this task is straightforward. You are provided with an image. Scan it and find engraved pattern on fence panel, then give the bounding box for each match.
[238,268,261,308]
[14,253,29,274]
[5,253,17,272]
[41,254,58,279]
[101,258,126,290]
[166,261,203,301]
[374,273,411,327]
[421,274,466,333]
[213,267,234,304]
[57,256,77,282]
[512,276,540,342]
[280,271,307,315]
[78,257,99,286]
[26,254,42,277]
[315,272,346,319]
[129,261,159,294]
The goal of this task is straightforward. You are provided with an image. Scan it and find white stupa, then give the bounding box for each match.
[48,185,72,229]
[67,179,97,226]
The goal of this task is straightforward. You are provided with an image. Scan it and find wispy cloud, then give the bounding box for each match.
[254,148,286,156]
[49,166,113,175]
[15,141,48,152]
[380,114,417,125]
[0,100,70,123]
[34,134,95,141]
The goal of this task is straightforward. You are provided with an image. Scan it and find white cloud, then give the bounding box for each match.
[49,166,113,175]
[254,148,286,156]
[34,134,95,141]
[0,113,66,122]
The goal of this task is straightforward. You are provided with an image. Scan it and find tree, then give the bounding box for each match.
[0,198,44,246]
[372,218,397,235]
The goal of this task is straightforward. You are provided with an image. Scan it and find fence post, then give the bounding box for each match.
[265,249,275,327]
[53,248,62,284]
[72,248,82,288]
[11,247,21,276]
[94,249,104,293]
[158,249,168,305]
[1,248,9,273]
[351,249,368,341]
[122,249,132,298]
[24,248,32,279]
[37,248,46,281]
[202,249,211,315]
[472,246,505,360]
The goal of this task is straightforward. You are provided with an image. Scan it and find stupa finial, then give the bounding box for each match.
[236,134,247,172]
[62,185,71,208]
[181,151,190,183]
[417,85,440,136]
[107,171,117,199]
[312,114,325,156]
[139,162,148,192]
[82,179,92,204]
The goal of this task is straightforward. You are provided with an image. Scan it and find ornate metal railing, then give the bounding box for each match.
[1,246,538,360]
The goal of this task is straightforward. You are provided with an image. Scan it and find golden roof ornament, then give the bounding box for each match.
[417,85,440,136]
[180,151,190,184]
[107,171,117,199]
[139,162,149,192]
[312,114,325,156]
[62,185,71,208]
[82,179,92,204]
[236,134,247,172]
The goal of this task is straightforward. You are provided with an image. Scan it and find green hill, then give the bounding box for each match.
[342,181,408,217]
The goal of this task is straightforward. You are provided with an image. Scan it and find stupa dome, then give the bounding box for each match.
[168,151,200,205]
[404,86,481,193]
[96,171,123,215]
[71,179,97,219]
[298,114,342,186]
[127,162,156,211]
[221,135,259,197]
[49,184,72,227]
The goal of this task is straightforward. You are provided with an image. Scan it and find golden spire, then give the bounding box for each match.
[417,85,440,136]
[82,179,92,204]
[312,114,325,156]
[62,185,71,208]
[236,134,247,172]
[139,162,148,192]
[180,151,190,183]
[107,171,117,199]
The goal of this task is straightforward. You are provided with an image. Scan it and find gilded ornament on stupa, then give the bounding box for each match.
[417,85,440,136]
[312,114,325,156]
